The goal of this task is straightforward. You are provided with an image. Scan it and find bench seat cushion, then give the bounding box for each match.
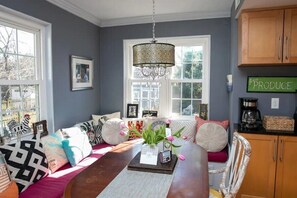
[208,146,228,163]
[19,143,113,198]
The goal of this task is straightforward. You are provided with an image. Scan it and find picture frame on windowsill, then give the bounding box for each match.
[127,104,138,118]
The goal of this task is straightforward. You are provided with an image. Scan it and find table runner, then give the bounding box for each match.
[97,166,174,198]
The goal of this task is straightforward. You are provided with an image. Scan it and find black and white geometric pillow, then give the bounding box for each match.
[0,134,48,192]
[93,124,105,145]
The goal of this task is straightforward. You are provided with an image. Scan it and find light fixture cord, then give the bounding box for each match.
[152,0,156,42]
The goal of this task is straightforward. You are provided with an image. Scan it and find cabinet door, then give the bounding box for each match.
[238,10,284,65]
[283,8,297,63]
[237,133,277,198]
[275,136,297,198]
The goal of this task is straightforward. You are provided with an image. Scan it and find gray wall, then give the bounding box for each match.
[100,18,231,120]
[229,2,297,128]
[0,0,101,130]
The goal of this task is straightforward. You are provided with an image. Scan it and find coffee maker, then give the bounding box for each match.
[240,98,262,130]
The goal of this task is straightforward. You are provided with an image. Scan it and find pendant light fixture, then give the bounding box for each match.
[133,0,175,80]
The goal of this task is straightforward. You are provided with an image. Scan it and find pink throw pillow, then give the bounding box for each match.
[195,116,229,142]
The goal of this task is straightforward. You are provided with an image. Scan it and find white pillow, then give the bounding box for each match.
[101,118,128,145]
[61,127,83,138]
[170,120,196,142]
[92,112,121,125]
[195,123,228,152]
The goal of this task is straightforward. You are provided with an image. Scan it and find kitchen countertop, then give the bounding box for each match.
[235,124,297,136]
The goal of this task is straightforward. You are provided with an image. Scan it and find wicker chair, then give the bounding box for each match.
[209,132,251,198]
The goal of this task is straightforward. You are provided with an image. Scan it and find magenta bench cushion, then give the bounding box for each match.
[19,143,113,198]
[208,146,228,163]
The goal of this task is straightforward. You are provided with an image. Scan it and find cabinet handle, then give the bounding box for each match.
[273,139,277,161]
[285,36,289,60]
[280,139,284,162]
[278,36,282,61]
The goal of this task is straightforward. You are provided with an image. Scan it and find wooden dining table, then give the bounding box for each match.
[64,139,209,198]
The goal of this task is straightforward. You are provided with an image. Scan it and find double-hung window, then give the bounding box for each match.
[124,36,210,118]
[0,9,52,140]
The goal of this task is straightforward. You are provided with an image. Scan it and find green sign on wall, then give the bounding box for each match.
[247,76,297,93]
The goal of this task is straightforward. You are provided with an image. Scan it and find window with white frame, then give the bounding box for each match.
[124,36,210,118]
[0,9,52,140]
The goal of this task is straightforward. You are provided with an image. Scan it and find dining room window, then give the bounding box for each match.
[0,9,53,140]
[124,36,210,118]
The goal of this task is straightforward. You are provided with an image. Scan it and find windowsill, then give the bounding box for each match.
[3,133,34,144]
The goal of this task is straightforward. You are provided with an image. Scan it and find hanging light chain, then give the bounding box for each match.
[152,0,156,42]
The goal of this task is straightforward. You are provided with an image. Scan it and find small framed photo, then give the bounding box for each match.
[71,55,94,91]
[127,104,138,118]
[32,120,48,138]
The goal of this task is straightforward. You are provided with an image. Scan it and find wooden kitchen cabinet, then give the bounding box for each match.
[237,133,297,198]
[238,7,297,65]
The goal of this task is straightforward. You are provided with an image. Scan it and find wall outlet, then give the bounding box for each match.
[271,98,279,109]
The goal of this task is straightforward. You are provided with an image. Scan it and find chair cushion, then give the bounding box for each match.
[196,123,228,152]
[209,188,223,198]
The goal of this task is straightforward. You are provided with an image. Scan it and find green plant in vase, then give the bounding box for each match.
[120,123,186,161]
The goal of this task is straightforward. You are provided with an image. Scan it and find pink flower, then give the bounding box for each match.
[178,154,186,161]
[182,136,188,140]
[120,122,127,129]
[166,119,172,125]
[166,136,174,141]
[119,130,127,136]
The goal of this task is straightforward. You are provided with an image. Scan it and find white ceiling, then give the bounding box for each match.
[46,0,297,27]
[46,0,234,27]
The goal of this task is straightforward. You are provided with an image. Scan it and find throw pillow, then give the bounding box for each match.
[195,116,229,136]
[170,120,197,142]
[101,118,129,145]
[92,112,121,126]
[41,132,68,173]
[0,134,49,192]
[195,123,228,152]
[0,154,10,193]
[75,120,104,146]
[61,127,83,138]
[0,180,18,197]
[62,133,92,167]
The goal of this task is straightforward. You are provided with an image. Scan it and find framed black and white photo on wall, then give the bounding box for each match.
[127,104,138,118]
[71,55,94,91]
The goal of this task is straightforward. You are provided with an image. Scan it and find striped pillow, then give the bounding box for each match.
[0,158,11,193]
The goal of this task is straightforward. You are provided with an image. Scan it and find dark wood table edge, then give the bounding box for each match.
[63,139,209,198]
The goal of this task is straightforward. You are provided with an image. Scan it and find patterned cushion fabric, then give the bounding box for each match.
[62,133,92,167]
[101,118,129,145]
[170,120,197,143]
[0,180,18,197]
[196,123,228,152]
[0,134,48,192]
[0,155,11,193]
[92,112,121,126]
[74,120,104,146]
[41,131,68,173]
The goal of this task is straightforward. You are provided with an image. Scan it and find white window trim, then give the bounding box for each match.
[123,35,210,119]
[0,5,54,134]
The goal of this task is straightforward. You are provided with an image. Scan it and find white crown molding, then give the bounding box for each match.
[46,0,230,27]
[100,11,230,27]
[46,0,101,26]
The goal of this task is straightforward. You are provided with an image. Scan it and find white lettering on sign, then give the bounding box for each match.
[250,79,294,91]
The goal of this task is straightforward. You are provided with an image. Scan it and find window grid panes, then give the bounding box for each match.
[131,82,160,114]
[0,22,40,138]
[126,37,209,118]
